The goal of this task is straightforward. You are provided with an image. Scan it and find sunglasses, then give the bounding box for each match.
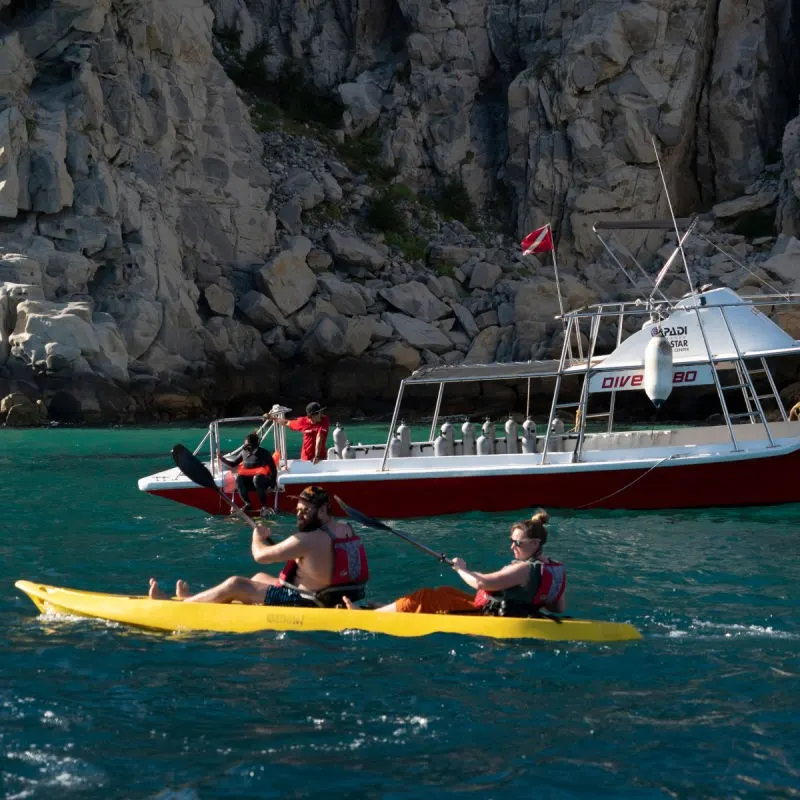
[510,538,528,547]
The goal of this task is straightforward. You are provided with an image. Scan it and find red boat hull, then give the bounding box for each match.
[145,446,800,518]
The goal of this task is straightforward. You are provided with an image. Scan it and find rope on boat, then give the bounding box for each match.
[577,454,677,510]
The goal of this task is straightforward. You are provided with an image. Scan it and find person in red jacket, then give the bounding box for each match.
[268,401,330,463]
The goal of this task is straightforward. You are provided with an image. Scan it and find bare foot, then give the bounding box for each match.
[148,578,169,600]
[175,579,192,599]
[342,596,355,610]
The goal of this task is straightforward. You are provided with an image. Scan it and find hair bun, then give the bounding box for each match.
[530,508,550,525]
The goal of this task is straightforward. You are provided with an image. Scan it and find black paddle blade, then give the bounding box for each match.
[334,496,394,532]
[171,444,217,489]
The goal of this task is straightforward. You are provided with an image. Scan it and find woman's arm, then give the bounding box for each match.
[451,559,530,592]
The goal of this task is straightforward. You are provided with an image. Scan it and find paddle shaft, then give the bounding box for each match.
[335,496,455,566]
[171,444,260,528]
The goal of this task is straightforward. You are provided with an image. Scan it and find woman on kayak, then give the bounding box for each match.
[345,509,566,616]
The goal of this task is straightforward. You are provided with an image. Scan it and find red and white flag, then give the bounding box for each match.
[521,224,553,255]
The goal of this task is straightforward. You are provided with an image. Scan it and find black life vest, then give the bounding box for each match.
[473,557,566,617]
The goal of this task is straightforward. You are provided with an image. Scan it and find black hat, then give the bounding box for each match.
[306,401,325,416]
[297,485,329,508]
[244,433,260,448]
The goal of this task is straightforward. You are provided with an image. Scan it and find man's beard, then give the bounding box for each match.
[297,509,320,532]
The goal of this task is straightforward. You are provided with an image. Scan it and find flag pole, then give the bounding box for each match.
[548,224,565,318]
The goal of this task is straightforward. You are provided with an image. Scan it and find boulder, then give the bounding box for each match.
[0,283,44,363]
[469,262,502,290]
[283,168,325,211]
[325,230,386,271]
[10,299,129,382]
[317,273,367,316]
[255,237,316,316]
[1,392,44,427]
[204,284,235,317]
[464,326,501,364]
[379,281,451,322]
[238,290,289,330]
[384,312,452,353]
[372,341,421,371]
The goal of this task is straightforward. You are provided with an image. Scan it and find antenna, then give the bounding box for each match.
[652,137,696,293]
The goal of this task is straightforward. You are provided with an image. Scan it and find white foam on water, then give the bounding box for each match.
[39,610,121,629]
[690,619,799,639]
[4,748,105,799]
[654,619,798,640]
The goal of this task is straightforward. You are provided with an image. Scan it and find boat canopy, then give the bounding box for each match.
[405,358,603,385]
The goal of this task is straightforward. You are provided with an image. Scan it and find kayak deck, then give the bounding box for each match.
[15,581,642,643]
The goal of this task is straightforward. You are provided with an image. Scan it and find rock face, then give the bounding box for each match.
[1,0,800,423]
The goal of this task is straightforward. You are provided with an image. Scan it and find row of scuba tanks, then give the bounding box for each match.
[327,416,568,459]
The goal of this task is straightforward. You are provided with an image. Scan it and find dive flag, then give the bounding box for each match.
[521,224,553,255]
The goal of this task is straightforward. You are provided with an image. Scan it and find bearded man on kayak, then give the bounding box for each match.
[148,486,369,607]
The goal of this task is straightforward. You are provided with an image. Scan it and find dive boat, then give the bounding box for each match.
[138,218,800,518]
[14,581,642,643]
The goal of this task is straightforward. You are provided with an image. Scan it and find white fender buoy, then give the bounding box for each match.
[644,330,673,408]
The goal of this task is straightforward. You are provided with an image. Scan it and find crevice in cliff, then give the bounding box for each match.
[766,0,800,134]
[693,0,721,209]
[0,0,42,29]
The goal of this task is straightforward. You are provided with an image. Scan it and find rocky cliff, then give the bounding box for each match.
[1,0,800,425]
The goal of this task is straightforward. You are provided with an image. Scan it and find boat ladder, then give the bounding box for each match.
[698,306,780,449]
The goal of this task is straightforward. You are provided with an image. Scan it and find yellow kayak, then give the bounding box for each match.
[15,581,642,643]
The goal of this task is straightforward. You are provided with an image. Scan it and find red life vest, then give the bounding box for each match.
[237,464,273,477]
[278,524,369,606]
[473,558,566,615]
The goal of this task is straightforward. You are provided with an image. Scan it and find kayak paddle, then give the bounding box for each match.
[171,443,271,528]
[335,496,454,566]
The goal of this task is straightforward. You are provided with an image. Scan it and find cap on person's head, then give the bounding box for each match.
[297,485,329,508]
[306,401,325,416]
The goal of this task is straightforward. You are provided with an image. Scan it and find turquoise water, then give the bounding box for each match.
[1,426,798,798]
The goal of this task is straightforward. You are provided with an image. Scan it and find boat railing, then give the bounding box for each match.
[197,415,276,478]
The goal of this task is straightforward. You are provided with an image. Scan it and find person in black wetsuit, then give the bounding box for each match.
[220,432,277,518]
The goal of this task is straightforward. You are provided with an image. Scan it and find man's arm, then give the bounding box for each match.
[313,429,325,463]
[251,526,309,564]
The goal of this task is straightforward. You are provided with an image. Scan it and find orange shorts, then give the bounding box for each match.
[393,586,476,614]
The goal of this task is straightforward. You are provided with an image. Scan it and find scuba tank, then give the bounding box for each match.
[521,417,537,454]
[550,417,565,435]
[504,415,519,454]
[388,435,402,458]
[476,418,495,455]
[461,419,475,456]
[332,423,347,457]
[342,441,356,459]
[396,421,411,457]
[434,421,455,457]
[327,446,339,460]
